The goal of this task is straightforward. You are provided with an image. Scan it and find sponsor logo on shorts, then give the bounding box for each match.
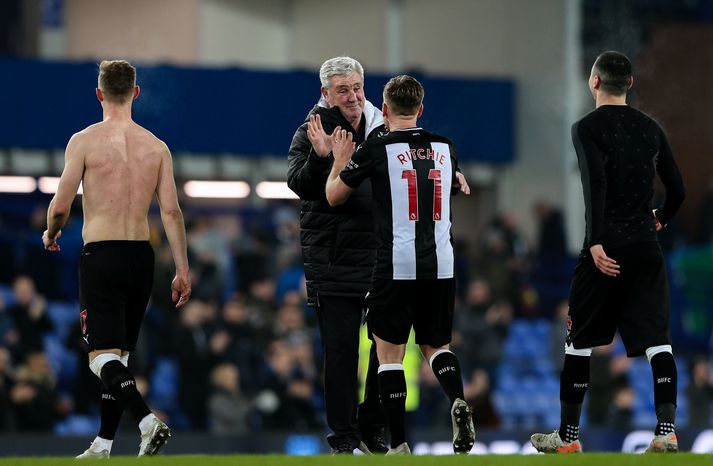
[80,309,88,335]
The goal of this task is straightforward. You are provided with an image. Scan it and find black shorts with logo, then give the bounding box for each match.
[366,278,455,346]
[78,241,154,352]
[567,241,671,357]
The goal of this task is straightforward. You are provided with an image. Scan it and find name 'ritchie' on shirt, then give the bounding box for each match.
[396,148,446,165]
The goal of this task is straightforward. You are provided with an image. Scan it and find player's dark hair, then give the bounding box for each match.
[383,75,424,116]
[593,51,632,96]
[98,60,136,104]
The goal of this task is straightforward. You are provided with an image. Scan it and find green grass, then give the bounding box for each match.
[0,454,709,466]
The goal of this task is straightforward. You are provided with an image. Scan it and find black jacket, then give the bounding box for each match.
[287,101,385,306]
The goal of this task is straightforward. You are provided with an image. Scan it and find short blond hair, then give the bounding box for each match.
[98,60,136,103]
[383,75,424,116]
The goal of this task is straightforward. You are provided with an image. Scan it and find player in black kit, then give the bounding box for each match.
[324,75,474,455]
[531,51,685,454]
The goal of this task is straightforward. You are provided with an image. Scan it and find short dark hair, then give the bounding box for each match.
[383,75,424,116]
[593,51,632,96]
[98,60,136,103]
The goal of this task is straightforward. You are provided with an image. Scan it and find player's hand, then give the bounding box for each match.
[332,128,355,169]
[652,209,664,232]
[307,114,333,157]
[455,171,471,195]
[589,244,620,277]
[172,269,192,308]
[42,230,61,252]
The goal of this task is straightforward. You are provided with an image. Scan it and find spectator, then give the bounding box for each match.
[260,340,321,430]
[272,302,311,345]
[452,278,512,379]
[0,347,12,430]
[687,355,713,428]
[532,201,570,317]
[411,360,449,429]
[175,300,217,430]
[586,343,630,427]
[10,351,65,431]
[208,363,252,435]
[8,275,53,361]
[608,384,635,431]
[533,201,567,262]
[0,293,19,352]
[699,173,713,244]
[463,369,500,428]
[550,300,569,372]
[65,322,101,414]
[211,297,266,394]
[152,241,180,340]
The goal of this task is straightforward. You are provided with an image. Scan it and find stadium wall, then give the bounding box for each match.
[57,0,572,240]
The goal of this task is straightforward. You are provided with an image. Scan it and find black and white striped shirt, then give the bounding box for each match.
[340,127,459,280]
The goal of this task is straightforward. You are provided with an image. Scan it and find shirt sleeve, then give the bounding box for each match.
[339,143,375,188]
[571,120,607,246]
[287,123,333,201]
[654,128,685,225]
[450,142,461,196]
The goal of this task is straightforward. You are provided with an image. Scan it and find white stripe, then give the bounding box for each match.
[645,345,672,362]
[378,363,405,373]
[428,349,453,368]
[89,353,121,378]
[387,142,417,279]
[564,343,592,357]
[430,142,454,279]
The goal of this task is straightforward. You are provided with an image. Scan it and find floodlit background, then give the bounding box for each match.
[0,0,712,456]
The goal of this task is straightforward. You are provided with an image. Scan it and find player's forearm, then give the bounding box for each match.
[46,197,70,238]
[161,208,189,272]
[325,166,344,206]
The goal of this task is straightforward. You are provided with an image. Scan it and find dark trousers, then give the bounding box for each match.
[316,295,384,448]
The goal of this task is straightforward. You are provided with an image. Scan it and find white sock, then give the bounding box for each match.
[93,436,113,451]
[138,413,157,435]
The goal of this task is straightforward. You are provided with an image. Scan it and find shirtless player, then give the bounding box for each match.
[42,60,191,458]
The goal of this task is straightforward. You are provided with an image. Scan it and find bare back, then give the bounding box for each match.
[78,120,166,243]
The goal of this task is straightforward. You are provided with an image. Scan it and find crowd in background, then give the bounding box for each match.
[0,189,712,434]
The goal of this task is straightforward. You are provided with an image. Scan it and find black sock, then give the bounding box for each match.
[100,360,150,424]
[650,351,677,435]
[558,354,590,443]
[98,387,123,440]
[358,343,386,429]
[430,351,464,404]
[378,366,407,448]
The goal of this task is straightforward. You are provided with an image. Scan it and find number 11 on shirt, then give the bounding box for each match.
[401,169,442,222]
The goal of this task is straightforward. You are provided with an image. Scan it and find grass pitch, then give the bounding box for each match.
[0,454,709,466]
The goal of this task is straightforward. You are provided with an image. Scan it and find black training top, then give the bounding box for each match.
[571,105,685,251]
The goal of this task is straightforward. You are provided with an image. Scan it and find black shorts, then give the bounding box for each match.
[366,278,455,346]
[78,241,154,352]
[567,242,671,357]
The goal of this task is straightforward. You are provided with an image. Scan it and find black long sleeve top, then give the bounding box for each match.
[571,105,685,251]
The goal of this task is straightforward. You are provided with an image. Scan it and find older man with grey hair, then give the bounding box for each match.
[287,56,386,454]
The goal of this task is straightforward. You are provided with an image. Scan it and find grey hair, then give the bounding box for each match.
[319,56,364,88]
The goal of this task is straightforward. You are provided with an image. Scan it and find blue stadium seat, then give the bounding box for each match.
[46,301,79,341]
[150,357,178,412]
[55,414,100,436]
